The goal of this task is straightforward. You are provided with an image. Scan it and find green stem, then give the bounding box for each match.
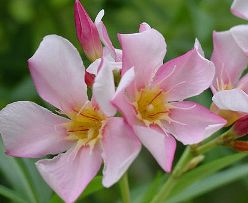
[151,147,193,203]
[119,173,131,203]
[151,130,235,203]
[195,129,234,154]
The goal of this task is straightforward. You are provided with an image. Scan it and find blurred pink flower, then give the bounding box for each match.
[74,0,122,86]
[0,35,141,203]
[213,89,248,117]
[213,89,248,140]
[112,23,226,172]
[210,25,248,125]
[231,0,248,20]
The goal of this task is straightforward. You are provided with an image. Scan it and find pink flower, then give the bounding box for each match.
[231,0,248,20]
[0,35,141,203]
[210,25,248,125]
[213,89,248,115]
[213,89,248,138]
[112,23,226,172]
[74,0,122,85]
[86,10,122,76]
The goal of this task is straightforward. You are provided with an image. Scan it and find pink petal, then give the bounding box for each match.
[111,91,137,125]
[36,145,102,203]
[238,74,248,94]
[231,0,248,20]
[95,10,116,60]
[194,38,205,57]
[0,101,72,158]
[211,30,248,89]
[93,59,116,116]
[101,118,141,187]
[165,101,227,145]
[112,68,137,125]
[87,58,101,75]
[133,126,176,172]
[115,67,135,95]
[231,25,248,55]
[118,27,166,89]
[154,46,215,101]
[213,89,248,113]
[28,35,88,113]
[139,22,151,32]
[87,49,122,76]
[74,0,102,61]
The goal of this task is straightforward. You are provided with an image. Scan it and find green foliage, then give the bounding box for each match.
[0,142,52,203]
[167,153,248,199]
[167,163,248,203]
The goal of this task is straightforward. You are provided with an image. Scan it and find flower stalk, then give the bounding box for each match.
[119,173,131,203]
[151,128,238,203]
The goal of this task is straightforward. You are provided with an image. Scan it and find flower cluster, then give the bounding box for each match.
[0,0,248,203]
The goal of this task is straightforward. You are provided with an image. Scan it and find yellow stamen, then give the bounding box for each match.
[216,78,233,91]
[134,86,172,126]
[65,103,106,149]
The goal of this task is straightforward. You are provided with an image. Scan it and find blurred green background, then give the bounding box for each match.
[1,0,248,202]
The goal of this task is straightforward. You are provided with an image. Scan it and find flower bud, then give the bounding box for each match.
[232,115,248,137]
[182,155,205,174]
[85,72,95,87]
[74,0,103,61]
[231,141,248,152]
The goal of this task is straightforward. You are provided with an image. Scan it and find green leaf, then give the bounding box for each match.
[77,176,103,200]
[0,142,38,203]
[140,173,167,203]
[168,153,248,199]
[48,194,63,203]
[167,163,248,203]
[22,159,52,203]
[0,185,27,203]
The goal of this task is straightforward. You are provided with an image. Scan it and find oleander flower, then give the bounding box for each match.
[0,35,141,203]
[213,89,248,138]
[112,23,226,172]
[213,89,248,114]
[231,0,248,20]
[74,0,122,85]
[210,25,248,125]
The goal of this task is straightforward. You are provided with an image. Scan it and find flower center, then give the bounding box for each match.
[65,103,106,148]
[134,86,171,125]
[216,78,233,91]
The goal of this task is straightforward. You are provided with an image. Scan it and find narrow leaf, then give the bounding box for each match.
[168,163,248,203]
[0,185,27,203]
[169,153,248,198]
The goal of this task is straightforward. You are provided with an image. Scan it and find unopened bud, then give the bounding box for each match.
[74,0,103,61]
[231,141,248,152]
[85,72,95,87]
[181,155,205,174]
[232,115,248,137]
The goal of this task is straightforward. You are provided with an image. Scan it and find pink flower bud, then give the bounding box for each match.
[85,71,95,87]
[232,141,248,152]
[74,0,103,61]
[233,115,248,137]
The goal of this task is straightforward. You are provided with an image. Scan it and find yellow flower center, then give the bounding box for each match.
[134,86,172,126]
[65,103,106,148]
